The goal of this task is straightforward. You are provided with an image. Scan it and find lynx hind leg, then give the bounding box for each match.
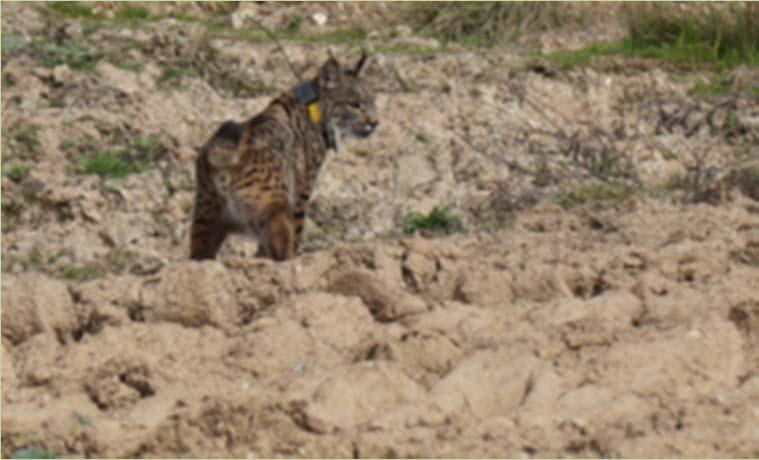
[291,192,311,253]
[260,199,296,261]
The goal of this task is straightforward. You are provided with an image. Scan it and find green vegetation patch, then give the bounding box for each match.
[11,446,56,459]
[11,125,41,152]
[5,165,31,183]
[48,2,102,20]
[312,28,368,45]
[115,6,151,21]
[403,207,464,236]
[158,66,187,86]
[38,41,101,72]
[2,34,25,52]
[59,265,101,282]
[78,149,153,180]
[555,183,634,210]
[205,24,368,46]
[404,2,566,47]
[73,133,161,180]
[547,3,759,70]
[689,73,759,99]
[79,151,138,179]
[110,60,144,72]
[545,43,624,70]
[626,3,759,69]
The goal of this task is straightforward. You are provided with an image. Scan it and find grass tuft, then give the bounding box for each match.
[78,151,148,180]
[403,207,464,236]
[549,3,759,70]
[314,28,368,44]
[59,266,101,282]
[6,165,31,183]
[625,3,759,68]
[404,2,566,47]
[39,41,100,72]
[48,2,101,20]
[115,6,151,21]
[11,446,56,459]
[555,183,633,210]
[158,67,186,86]
[11,126,41,152]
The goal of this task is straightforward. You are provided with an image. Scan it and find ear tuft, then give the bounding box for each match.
[351,48,368,76]
[319,51,342,89]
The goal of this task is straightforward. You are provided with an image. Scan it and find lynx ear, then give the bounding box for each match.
[348,49,367,77]
[319,50,342,89]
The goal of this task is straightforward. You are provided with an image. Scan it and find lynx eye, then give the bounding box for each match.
[350,102,364,110]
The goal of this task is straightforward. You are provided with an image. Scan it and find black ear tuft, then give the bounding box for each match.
[347,48,368,77]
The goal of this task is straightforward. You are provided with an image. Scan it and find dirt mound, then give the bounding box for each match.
[4,199,759,458]
[3,2,759,458]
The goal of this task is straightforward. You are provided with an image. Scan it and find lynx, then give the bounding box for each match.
[190,51,378,261]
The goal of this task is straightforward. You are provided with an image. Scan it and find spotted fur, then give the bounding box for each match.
[190,52,378,261]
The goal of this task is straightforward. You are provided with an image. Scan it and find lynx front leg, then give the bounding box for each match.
[190,203,228,260]
[190,160,229,260]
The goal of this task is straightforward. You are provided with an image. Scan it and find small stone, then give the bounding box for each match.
[311,12,328,26]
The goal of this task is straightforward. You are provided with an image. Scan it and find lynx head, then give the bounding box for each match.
[316,50,378,139]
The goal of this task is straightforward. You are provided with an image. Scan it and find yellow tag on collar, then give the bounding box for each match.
[307,102,321,125]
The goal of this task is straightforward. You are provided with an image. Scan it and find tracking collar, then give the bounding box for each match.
[293,81,339,152]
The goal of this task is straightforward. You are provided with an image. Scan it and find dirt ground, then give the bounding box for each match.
[2,2,759,458]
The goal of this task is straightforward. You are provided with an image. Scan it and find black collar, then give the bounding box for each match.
[292,81,338,151]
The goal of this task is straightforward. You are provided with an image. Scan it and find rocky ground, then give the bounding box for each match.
[2,2,759,458]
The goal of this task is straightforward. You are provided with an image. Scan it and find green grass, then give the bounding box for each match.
[404,2,566,47]
[38,41,101,72]
[3,72,16,87]
[688,73,734,98]
[5,165,31,183]
[2,34,25,52]
[59,266,101,282]
[59,139,77,151]
[205,23,368,46]
[48,2,102,20]
[115,6,151,21]
[312,28,368,44]
[72,411,92,426]
[132,137,156,156]
[18,248,44,271]
[546,3,759,70]
[110,60,144,72]
[689,73,759,99]
[285,16,303,34]
[12,126,40,150]
[554,183,633,210]
[10,126,41,158]
[11,446,56,459]
[78,151,148,179]
[545,42,625,70]
[626,3,759,68]
[158,67,186,86]
[403,207,464,236]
